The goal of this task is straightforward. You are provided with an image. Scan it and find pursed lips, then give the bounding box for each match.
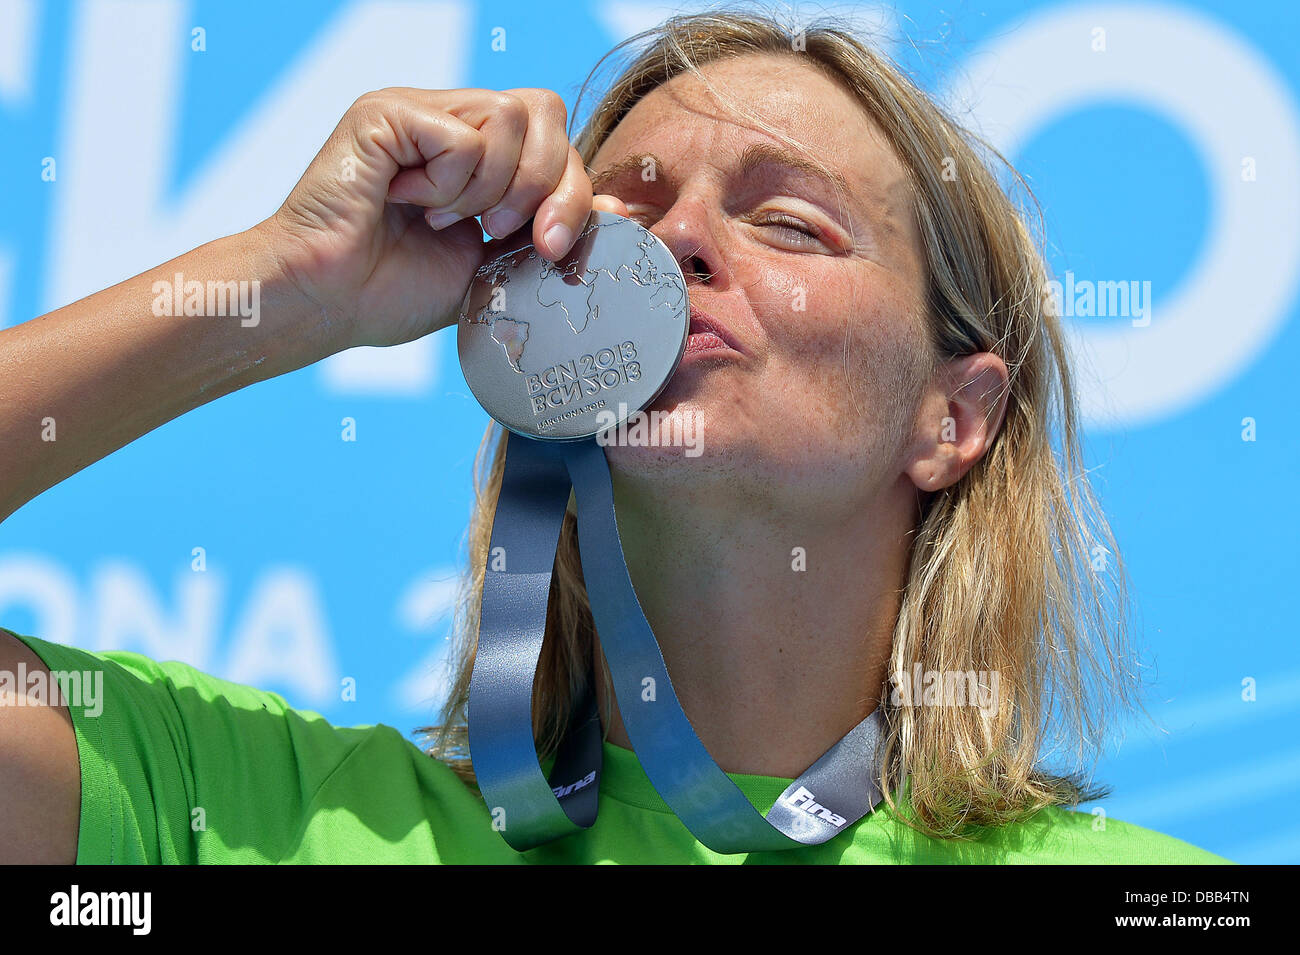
[687,303,746,355]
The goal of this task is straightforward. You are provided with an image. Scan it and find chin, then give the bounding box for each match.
[598,398,760,487]
[598,405,710,469]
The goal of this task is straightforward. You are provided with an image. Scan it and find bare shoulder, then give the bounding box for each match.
[0,629,80,864]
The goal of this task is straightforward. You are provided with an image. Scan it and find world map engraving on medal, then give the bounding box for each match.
[462,219,687,374]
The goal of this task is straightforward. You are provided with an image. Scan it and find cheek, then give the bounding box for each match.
[752,263,928,464]
[756,263,920,399]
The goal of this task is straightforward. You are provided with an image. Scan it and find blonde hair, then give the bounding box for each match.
[420,7,1140,839]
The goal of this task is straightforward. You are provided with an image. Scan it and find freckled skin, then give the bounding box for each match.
[591,53,931,513]
[580,53,953,777]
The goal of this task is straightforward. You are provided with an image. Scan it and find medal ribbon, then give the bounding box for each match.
[468,430,887,853]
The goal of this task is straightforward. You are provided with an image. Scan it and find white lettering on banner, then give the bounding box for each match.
[45,0,471,397]
[92,562,220,666]
[0,555,77,645]
[944,5,1300,428]
[0,557,339,708]
[223,569,338,702]
[393,572,461,712]
[0,0,36,107]
[783,785,848,828]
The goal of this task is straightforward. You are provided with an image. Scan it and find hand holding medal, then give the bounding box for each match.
[459,210,689,441]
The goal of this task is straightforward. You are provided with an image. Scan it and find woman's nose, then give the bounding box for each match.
[651,197,729,291]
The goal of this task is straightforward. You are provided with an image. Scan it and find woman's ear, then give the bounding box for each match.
[904,352,1010,492]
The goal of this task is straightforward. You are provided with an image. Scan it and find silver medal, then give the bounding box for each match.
[457,210,688,441]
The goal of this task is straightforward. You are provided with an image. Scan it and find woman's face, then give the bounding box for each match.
[589,52,934,516]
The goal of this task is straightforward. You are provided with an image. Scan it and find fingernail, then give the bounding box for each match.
[543,223,573,257]
[483,208,523,238]
[426,210,462,230]
[388,195,412,205]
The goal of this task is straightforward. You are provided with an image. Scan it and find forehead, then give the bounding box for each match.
[592,52,916,242]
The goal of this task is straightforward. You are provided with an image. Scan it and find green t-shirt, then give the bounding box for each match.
[9,630,1230,864]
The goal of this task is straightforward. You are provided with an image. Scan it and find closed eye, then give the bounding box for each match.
[745,212,828,250]
[623,206,832,251]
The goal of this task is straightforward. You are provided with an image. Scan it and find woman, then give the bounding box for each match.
[0,11,1225,863]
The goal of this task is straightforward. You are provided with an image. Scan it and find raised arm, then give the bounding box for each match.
[0,221,330,523]
[0,85,623,863]
[0,86,612,523]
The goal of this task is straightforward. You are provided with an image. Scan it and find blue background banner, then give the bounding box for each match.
[2,0,1296,862]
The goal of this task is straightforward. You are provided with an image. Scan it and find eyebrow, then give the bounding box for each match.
[734,142,852,199]
[590,143,852,204]
[589,153,670,193]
